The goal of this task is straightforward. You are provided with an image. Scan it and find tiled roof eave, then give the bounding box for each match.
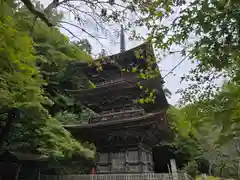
[64,111,165,130]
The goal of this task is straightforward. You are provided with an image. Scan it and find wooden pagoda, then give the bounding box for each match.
[65,28,170,174]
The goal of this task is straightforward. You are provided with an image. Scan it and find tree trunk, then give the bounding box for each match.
[209,162,213,176]
[0,111,16,150]
[238,160,240,179]
[219,164,226,177]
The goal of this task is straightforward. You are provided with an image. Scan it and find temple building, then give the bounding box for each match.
[64,26,171,174]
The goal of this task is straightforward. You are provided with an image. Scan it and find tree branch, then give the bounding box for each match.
[21,0,53,26]
[59,25,83,42]
[59,20,104,47]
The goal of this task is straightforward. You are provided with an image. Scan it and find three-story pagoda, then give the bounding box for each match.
[64,27,171,174]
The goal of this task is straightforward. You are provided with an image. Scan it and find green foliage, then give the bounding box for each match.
[136,1,240,177]
[73,39,92,55]
[196,176,222,180]
[182,160,198,179]
[0,1,95,161]
[32,23,92,61]
[138,0,240,103]
[5,0,240,176]
[37,116,94,158]
[168,82,240,177]
[167,107,202,167]
[0,15,43,110]
[55,107,97,125]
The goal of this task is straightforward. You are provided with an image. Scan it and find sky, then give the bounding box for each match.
[40,0,196,105]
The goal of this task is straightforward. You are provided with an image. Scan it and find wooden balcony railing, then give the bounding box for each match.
[96,78,125,87]
[95,76,140,88]
[40,173,190,180]
[89,109,145,124]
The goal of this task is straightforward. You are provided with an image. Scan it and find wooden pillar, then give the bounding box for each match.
[170,159,178,180]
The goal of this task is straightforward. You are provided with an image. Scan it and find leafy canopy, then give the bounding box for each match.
[0,1,95,160]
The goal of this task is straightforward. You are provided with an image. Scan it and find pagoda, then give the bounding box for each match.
[64,26,171,174]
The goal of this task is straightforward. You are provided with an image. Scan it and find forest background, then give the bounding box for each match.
[0,0,240,178]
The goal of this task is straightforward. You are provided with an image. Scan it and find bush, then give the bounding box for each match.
[183,160,199,179]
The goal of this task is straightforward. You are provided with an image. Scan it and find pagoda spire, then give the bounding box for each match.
[120,25,125,52]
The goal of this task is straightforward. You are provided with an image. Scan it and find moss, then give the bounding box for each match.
[196,176,221,180]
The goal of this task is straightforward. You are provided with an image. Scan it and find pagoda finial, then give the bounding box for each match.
[120,25,125,52]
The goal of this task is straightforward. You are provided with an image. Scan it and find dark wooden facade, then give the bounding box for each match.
[0,151,47,180]
[65,42,171,174]
[96,144,154,173]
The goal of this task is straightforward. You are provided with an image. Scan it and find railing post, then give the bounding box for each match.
[201,174,207,180]
[183,173,188,180]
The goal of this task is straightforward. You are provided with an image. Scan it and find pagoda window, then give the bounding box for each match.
[111,152,125,171]
[127,165,140,172]
[147,152,152,163]
[141,151,147,163]
[99,153,108,163]
[126,151,138,163]
[143,164,148,172]
[97,165,109,173]
[112,159,125,171]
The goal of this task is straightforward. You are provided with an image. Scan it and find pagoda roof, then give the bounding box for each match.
[66,42,168,113]
[64,111,173,145]
[70,42,156,76]
[64,111,170,133]
[66,79,168,113]
[65,76,140,95]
